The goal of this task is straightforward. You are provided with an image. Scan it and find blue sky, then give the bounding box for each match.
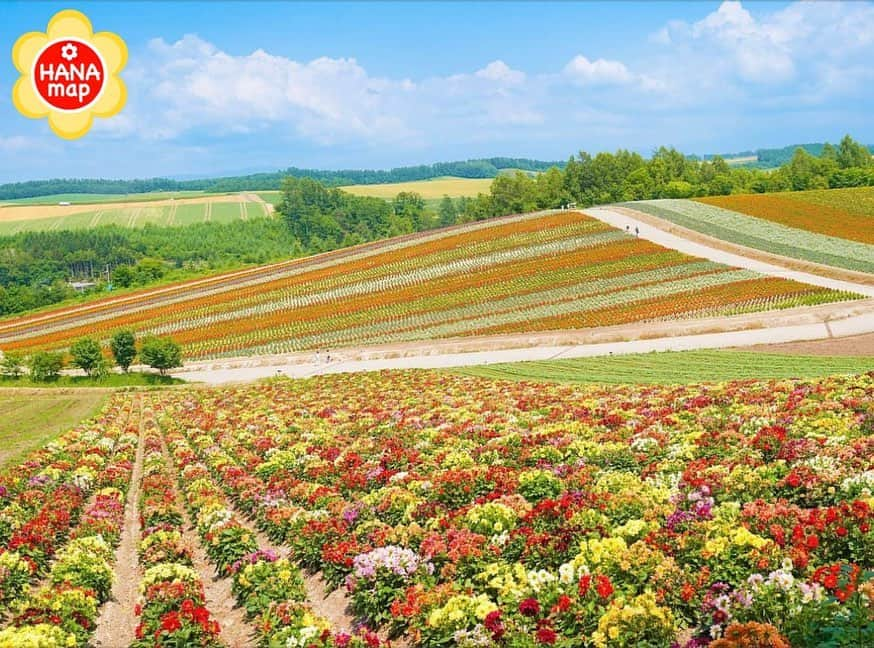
[2,1,872,181]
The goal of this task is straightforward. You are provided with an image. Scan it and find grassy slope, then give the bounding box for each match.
[455,350,873,385]
[0,390,108,468]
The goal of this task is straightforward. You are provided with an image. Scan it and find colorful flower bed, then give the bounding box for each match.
[696,187,874,245]
[151,370,873,646]
[625,199,874,273]
[1,210,856,359]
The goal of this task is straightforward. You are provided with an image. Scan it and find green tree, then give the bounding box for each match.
[139,336,182,375]
[837,134,871,169]
[112,265,135,288]
[69,337,105,377]
[392,192,427,229]
[29,351,65,382]
[1,351,24,379]
[110,330,137,372]
[437,196,457,227]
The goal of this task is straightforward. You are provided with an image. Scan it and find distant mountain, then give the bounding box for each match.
[0,158,564,201]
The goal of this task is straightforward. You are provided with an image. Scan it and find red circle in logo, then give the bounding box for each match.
[32,39,105,111]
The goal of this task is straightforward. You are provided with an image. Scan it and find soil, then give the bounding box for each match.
[738,331,874,357]
[221,495,360,635]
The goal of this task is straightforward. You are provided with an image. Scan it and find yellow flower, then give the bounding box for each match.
[12,10,126,139]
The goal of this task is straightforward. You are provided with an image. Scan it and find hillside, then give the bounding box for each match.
[0,209,859,360]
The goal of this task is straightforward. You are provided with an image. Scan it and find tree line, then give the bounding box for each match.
[0,158,561,200]
[1,331,181,382]
[456,135,874,219]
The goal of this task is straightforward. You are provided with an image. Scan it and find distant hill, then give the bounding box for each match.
[0,158,564,201]
[701,142,874,169]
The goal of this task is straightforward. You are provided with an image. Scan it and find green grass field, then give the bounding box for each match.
[0,390,109,468]
[455,350,873,385]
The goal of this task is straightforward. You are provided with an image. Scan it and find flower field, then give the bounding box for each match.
[695,187,874,245]
[624,199,874,274]
[0,370,872,646]
[0,211,859,359]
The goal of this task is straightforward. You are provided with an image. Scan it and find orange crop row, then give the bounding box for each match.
[696,194,874,244]
[473,277,823,336]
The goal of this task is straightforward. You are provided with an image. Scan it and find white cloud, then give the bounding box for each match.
[563,55,634,86]
[655,0,874,86]
[475,60,525,85]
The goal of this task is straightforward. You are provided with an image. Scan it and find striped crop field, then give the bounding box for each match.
[623,197,874,273]
[696,186,874,244]
[0,211,860,360]
[0,192,274,234]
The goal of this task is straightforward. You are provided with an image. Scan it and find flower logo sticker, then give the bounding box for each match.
[12,10,127,140]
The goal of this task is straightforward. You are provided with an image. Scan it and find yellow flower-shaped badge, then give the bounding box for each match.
[12,10,127,140]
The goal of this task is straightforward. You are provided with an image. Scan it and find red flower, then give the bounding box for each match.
[160,611,182,633]
[805,534,819,550]
[551,594,572,614]
[536,627,558,644]
[595,574,614,599]
[519,597,541,617]
[836,526,848,537]
[578,574,591,597]
[484,610,505,639]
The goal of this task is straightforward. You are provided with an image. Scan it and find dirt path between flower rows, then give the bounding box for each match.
[92,395,145,647]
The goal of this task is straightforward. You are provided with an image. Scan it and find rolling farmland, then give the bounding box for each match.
[0,192,273,234]
[624,198,874,273]
[0,210,860,360]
